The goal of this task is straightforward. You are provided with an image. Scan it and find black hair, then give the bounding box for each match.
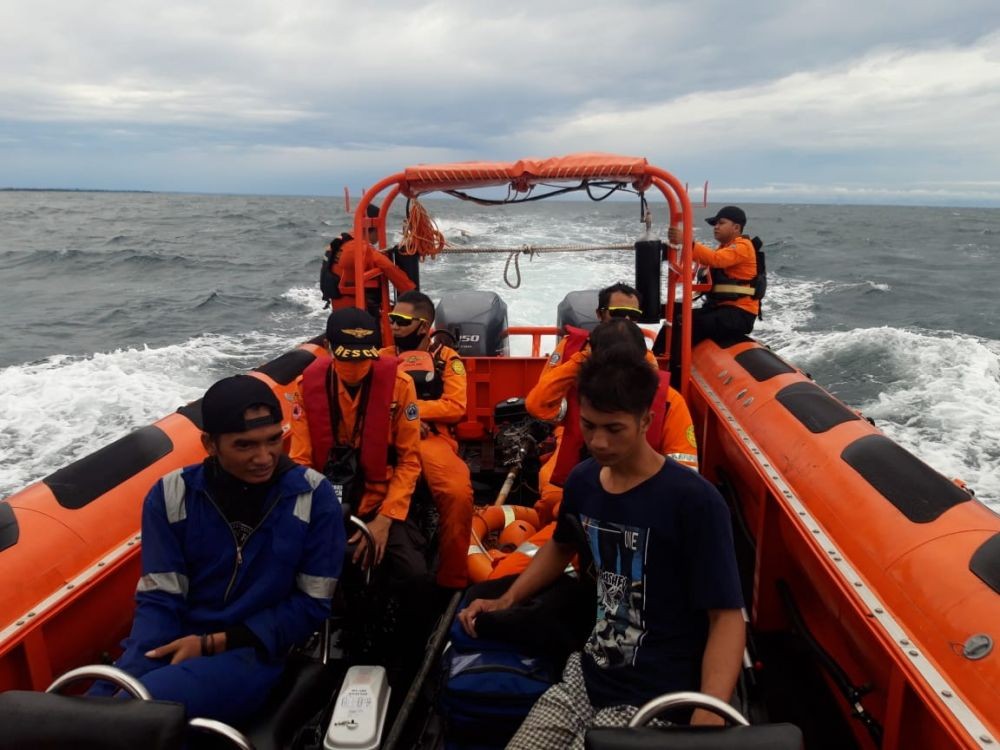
[588,319,646,357]
[597,282,642,310]
[577,344,658,418]
[397,289,435,323]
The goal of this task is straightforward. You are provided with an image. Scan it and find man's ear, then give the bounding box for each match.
[201,432,217,457]
[639,409,653,435]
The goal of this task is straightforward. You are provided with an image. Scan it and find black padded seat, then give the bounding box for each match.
[0,691,187,750]
[585,723,804,749]
[241,658,341,750]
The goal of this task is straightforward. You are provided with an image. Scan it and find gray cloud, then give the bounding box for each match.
[2,0,999,203]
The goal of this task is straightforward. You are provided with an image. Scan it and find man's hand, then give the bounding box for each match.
[457,596,512,638]
[689,707,727,727]
[350,514,392,568]
[145,635,203,665]
[667,225,683,245]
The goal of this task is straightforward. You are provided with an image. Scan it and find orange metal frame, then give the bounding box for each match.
[341,154,697,398]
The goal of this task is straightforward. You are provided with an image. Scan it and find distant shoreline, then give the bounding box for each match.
[1,188,154,194]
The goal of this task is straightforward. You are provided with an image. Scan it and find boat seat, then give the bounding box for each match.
[585,723,804,750]
[242,657,340,750]
[0,690,187,750]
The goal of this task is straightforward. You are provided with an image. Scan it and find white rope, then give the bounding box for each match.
[438,242,636,288]
[439,242,634,255]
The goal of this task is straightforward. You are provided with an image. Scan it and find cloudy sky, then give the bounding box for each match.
[2,1,1000,205]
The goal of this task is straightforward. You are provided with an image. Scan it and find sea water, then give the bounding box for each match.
[1,192,997,507]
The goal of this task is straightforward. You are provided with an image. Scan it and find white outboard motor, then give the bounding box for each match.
[435,291,509,356]
[324,665,392,750]
[556,290,600,333]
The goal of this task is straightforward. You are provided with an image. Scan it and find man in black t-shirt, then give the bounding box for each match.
[459,346,744,748]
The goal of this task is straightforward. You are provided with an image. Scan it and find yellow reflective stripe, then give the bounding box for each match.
[137,572,189,597]
[711,284,755,296]
[296,573,337,599]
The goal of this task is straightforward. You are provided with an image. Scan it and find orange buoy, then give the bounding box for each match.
[467,505,541,582]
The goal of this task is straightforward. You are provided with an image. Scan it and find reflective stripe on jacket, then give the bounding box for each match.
[120,463,343,671]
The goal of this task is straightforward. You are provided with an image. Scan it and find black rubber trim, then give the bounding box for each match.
[253,349,317,386]
[0,502,18,553]
[841,435,971,523]
[735,347,795,381]
[176,399,204,431]
[43,426,174,510]
[717,333,753,349]
[971,532,1000,595]
[776,382,861,434]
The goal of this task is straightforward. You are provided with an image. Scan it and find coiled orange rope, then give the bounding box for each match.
[399,199,446,258]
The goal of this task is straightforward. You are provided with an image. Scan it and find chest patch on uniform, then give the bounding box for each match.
[405,403,419,421]
[451,359,466,376]
[291,403,304,420]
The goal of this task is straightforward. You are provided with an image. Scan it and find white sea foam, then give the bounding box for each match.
[777,328,1000,507]
[0,331,301,499]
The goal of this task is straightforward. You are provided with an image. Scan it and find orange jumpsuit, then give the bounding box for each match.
[693,236,759,317]
[289,366,421,522]
[383,344,474,589]
[526,343,699,524]
[490,342,700,580]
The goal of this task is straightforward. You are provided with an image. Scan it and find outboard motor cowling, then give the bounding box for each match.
[436,291,509,357]
[556,290,599,334]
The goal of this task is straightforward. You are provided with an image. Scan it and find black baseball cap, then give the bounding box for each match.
[326,308,381,360]
[705,206,747,227]
[201,375,282,435]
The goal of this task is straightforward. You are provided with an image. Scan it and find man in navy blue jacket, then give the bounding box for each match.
[92,375,345,724]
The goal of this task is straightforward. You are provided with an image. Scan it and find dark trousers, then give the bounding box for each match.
[664,303,757,386]
[689,304,756,345]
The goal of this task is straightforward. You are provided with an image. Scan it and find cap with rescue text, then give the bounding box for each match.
[326,308,381,360]
[705,206,747,228]
[202,375,283,435]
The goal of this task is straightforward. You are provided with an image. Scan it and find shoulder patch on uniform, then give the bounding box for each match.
[291,403,304,420]
[405,403,419,421]
[686,425,697,448]
[548,352,561,365]
[451,359,466,376]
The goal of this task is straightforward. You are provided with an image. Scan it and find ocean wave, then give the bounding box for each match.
[775,327,1000,506]
[0,331,303,500]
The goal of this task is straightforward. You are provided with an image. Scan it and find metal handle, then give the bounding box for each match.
[189,717,255,750]
[46,665,152,700]
[628,691,750,728]
[349,515,375,585]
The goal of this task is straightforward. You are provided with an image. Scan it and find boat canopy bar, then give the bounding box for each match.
[399,154,654,195]
[350,152,698,396]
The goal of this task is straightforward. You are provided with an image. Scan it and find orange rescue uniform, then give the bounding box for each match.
[692,236,759,317]
[489,340,700,580]
[526,342,699,522]
[289,366,421,522]
[382,344,474,589]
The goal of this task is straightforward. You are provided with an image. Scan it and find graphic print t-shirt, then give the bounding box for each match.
[553,457,743,709]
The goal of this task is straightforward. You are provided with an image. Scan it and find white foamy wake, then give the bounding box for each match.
[0,331,302,500]
[776,328,1000,507]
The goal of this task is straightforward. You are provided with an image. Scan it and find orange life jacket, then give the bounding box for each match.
[550,356,671,486]
[300,354,398,480]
